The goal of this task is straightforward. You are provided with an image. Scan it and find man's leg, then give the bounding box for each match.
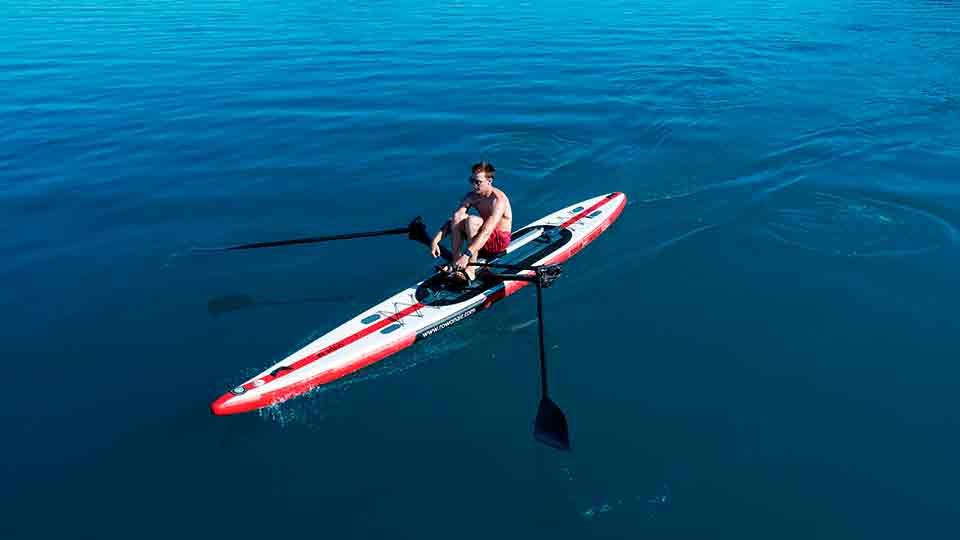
[450,214,467,259]
[461,216,483,280]
[448,214,483,280]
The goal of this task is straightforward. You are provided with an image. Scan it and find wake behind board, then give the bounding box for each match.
[211,192,626,415]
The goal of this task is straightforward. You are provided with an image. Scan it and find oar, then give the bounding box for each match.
[531,267,570,450]
[469,262,570,450]
[192,217,433,253]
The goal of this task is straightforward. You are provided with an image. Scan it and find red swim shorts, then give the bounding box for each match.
[481,229,511,256]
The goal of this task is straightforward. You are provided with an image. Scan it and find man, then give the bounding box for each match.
[430,161,513,283]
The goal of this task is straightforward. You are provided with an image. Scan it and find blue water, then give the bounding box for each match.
[3,1,959,537]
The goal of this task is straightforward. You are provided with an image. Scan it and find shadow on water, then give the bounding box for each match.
[206,293,354,317]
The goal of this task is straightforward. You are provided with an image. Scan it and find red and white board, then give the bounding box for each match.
[211,192,626,415]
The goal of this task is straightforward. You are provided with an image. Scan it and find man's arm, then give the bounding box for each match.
[436,196,470,238]
[451,194,471,223]
[430,195,471,255]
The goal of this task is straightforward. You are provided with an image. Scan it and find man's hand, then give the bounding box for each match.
[430,241,441,258]
[454,254,470,271]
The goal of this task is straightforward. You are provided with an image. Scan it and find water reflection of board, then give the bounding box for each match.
[211,192,627,415]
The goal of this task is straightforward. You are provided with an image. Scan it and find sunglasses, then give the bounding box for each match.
[469,175,491,184]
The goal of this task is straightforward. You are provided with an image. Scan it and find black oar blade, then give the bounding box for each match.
[407,216,454,262]
[534,396,571,451]
[407,216,429,244]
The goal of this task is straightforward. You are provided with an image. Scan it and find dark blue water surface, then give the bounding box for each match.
[3,1,958,538]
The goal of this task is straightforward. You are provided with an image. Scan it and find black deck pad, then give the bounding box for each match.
[415,226,572,307]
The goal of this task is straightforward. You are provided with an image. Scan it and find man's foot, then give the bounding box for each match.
[448,267,476,286]
[437,264,476,282]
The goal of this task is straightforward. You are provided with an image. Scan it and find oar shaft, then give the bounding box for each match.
[193,226,410,253]
[233,227,410,250]
[469,261,535,271]
[536,276,549,396]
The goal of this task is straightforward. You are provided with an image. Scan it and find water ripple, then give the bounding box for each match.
[758,191,958,257]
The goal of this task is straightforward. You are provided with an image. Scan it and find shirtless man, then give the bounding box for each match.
[430,161,513,282]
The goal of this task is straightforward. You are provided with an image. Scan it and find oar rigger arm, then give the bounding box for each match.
[469,262,563,288]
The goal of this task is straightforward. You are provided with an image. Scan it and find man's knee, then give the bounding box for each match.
[451,213,469,233]
[465,216,483,236]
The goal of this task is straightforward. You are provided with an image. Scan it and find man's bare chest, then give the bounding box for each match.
[469,196,497,216]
